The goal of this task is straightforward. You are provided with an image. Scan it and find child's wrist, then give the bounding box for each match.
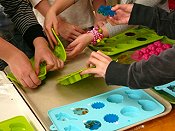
[87,26,104,45]
[87,33,94,44]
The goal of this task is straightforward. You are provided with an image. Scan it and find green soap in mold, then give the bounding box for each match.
[57,68,91,85]
[52,28,67,61]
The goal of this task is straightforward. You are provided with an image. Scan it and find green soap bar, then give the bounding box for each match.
[0,116,35,131]
[89,27,164,56]
[57,68,91,85]
[52,28,67,61]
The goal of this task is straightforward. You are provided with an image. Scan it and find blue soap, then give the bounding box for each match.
[97,5,116,16]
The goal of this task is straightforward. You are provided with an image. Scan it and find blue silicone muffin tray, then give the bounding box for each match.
[48,87,165,131]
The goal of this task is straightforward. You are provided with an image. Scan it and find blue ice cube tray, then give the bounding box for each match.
[154,81,175,104]
[48,87,165,131]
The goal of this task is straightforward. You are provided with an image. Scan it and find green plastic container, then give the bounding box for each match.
[89,27,164,55]
[57,68,91,85]
[0,116,35,131]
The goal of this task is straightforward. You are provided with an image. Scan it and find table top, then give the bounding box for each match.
[5,49,174,131]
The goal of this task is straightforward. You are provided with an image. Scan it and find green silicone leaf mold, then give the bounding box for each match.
[52,28,67,61]
[89,27,164,55]
[57,68,91,85]
[7,58,47,85]
[0,116,35,131]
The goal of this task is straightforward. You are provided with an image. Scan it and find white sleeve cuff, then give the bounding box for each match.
[29,0,42,7]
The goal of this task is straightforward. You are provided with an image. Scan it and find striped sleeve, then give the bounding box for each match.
[29,0,42,7]
[0,0,39,35]
[0,0,46,47]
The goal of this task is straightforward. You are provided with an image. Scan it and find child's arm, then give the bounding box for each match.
[128,3,175,39]
[31,0,50,17]
[81,46,175,89]
[105,0,165,38]
[33,0,85,44]
[0,37,41,88]
[44,0,77,44]
[2,0,64,76]
[66,25,109,59]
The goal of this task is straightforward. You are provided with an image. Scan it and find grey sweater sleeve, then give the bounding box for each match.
[105,46,175,89]
[106,0,167,37]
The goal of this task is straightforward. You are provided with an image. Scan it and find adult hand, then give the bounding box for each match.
[33,37,64,74]
[81,51,112,78]
[8,51,41,88]
[107,4,134,25]
[58,20,85,42]
[66,33,93,59]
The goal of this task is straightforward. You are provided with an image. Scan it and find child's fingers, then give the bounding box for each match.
[68,38,74,42]
[86,56,101,68]
[111,4,120,11]
[46,27,57,46]
[34,59,40,75]
[70,34,78,40]
[97,51,112,60]
[30,72,41,86]
[67,45,81,58]
[111,4,127,11]
[67,41,77,49]
[75,27,86,34]
[90,51,109,63]
[45,31,55,49]
[80,68,97,75]
[19,79,28,88]
[107,17,118,25]
[53,22,59,36]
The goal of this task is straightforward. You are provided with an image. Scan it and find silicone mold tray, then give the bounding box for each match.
[48,86,165,131]
[52,28,67,62]
[57,68,91,85]
[89,27,164,56]
[0,116,34,131]
[154,81,175,104]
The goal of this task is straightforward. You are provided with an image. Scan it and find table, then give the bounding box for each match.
[5,48,174,131]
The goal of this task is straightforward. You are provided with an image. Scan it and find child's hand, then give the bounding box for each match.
[107,4,134,25]
[8,51,41,88]
[44,8,59,48]
[33,37,64,74]
[57,20,85,42]
[81,51,112,78]
[66,33,94,59]
[94,14,107,27]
